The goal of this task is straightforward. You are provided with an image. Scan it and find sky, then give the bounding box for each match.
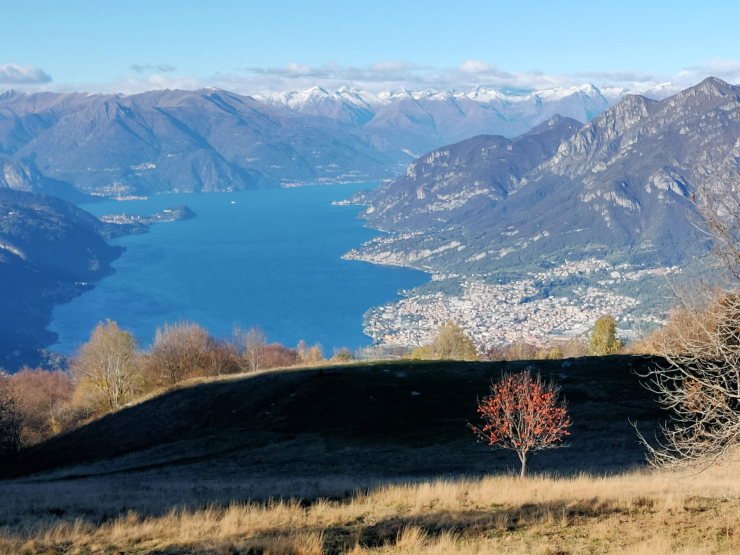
[2,0,739,94]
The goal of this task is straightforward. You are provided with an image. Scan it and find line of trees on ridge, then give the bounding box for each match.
[0,321,338,455]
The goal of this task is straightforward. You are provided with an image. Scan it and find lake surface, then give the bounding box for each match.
[49,184,427,354]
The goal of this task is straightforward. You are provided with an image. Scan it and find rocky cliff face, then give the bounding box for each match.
[358,78,738,274]
[362,115,582,231]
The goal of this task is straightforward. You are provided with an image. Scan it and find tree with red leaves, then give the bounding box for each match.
[471,368,572,477]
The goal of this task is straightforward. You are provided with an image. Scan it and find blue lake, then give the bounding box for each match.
[49,183,428,354]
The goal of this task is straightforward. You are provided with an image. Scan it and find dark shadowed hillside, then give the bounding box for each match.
[0,189,137,369]
[3,356,664,482]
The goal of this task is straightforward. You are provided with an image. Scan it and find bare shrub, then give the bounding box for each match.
[486,342,568,361]
[145,321,214,387]
[0,377,21,460]
[634,305,708,356]
[261,343,299,369]
[6,368,74,445]
[297,340,324,365]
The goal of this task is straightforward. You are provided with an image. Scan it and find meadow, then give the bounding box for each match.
[0,460,737,554]
[0,358,737,554]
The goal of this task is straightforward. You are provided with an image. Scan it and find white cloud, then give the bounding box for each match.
[458,60,494,74]
[0,64,51,84]
[243,61,424,82]
[130,63,177,73]
[227,60,674,94]
[3,59,739,97]
[370,61,421,73]
[675,58,740,87]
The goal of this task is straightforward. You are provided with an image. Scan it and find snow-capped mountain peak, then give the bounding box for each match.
[259,83,619,110]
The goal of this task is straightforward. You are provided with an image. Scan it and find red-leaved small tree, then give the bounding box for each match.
[472,369,572,477]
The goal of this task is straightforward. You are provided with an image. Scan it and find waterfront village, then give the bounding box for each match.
[361,258,679,352]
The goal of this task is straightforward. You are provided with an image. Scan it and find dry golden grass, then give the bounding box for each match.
[1,454,738,555]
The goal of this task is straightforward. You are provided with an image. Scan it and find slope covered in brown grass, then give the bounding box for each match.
[1,461,738,554]
[4,356,728,554]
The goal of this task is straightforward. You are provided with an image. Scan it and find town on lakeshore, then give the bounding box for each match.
[354,257,678,351]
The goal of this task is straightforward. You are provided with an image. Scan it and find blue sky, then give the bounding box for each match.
[2,0,738,93]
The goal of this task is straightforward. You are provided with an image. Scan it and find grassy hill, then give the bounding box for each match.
[4,356,663,482]
[2,356,738,555]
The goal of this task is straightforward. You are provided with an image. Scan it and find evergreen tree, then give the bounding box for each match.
[588,315,622,355]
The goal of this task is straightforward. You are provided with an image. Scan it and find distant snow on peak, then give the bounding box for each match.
[249,81,679,147]
[258,85,376,110]
[253,81,677,118]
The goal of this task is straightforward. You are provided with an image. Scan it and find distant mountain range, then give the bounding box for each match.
[1,77,736,366]
[352,77,739,274]
[0,82,665,196]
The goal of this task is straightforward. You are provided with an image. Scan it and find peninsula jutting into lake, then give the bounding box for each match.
[48,185,428,356]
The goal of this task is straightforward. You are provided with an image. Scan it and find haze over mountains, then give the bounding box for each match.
[352,77,739,274]
[0,82,657,196]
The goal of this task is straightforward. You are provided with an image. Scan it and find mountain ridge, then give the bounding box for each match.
[355,77,738,275]
[0,81,651,197]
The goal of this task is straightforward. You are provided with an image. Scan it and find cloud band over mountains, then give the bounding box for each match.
[235,58,740,94]
[2,59,739,96]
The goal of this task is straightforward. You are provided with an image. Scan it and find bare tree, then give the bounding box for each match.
[296,340,310,363]
[71,321,140,412]
[331,347,354,363]
[636,184,739,469]
[504,341,537,361]
[261,343,299,369]
[637,291,739,468]
[304,344,324,365]
[560,336,589,358]
[234,326,267,372]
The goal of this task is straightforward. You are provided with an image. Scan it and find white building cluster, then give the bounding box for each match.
[364,258,677,351]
